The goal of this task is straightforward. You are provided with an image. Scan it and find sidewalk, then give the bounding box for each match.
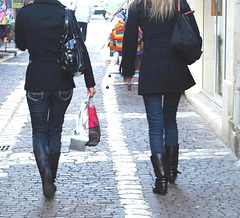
[0,41,18,60]
[0,47,240,218]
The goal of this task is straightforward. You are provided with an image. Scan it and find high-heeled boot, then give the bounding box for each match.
[50,152,60,191]
[150,153,168,195]
[34,146,55,199]
[166,145,180,184]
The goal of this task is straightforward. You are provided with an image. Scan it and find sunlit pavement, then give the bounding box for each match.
[1,18,240,218]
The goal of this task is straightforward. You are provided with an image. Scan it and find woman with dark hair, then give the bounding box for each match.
[15,0,96,198]
[122,0,201,195]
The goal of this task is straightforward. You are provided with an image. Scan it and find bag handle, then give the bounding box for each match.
[64,8,81,39]
[177,0,195,16]
[177,0,181,11]
[63,8,70,41]
[65,9,69,32]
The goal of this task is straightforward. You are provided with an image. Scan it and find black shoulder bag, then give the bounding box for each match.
[59,8,85,76]
[170,0,202,65]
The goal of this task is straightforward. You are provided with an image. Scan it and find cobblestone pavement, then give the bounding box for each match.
[1,19,240,218]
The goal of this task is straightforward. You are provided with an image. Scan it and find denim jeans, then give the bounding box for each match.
[27,89,73,153]
[143,92,182,155]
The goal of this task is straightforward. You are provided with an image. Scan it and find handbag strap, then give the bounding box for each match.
[177,0,195,16]
[64,8,69,35]
[64,8,80,39]
[177,0,181,11]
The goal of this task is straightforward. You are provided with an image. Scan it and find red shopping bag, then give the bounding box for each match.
[86,98,101,146]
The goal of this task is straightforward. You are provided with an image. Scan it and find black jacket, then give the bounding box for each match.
[15,0,95,92]
[122,0,201,95]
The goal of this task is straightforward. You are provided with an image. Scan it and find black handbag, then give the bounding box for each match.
[170,0,202,65]
[59,9,85,76]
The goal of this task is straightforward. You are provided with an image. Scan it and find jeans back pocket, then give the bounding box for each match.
[27,91,44,102]
[58,89,73,101]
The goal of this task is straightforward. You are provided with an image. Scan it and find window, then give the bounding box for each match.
[202,0,226,106]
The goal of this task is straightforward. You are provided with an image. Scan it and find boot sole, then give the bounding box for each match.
[168,175,177,184]
[168,178,176,184]
[153,189,167,195]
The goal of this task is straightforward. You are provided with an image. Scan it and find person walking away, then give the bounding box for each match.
[108,10,143,90]
[15,0,96,199]
[122,0,202,195]
[71,0,95,42]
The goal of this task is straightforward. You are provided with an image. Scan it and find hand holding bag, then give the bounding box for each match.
[170,0,202,65]
[86,98,101,146]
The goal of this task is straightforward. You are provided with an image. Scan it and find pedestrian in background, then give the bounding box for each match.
[15,0,96,199]
[122,0,201,195]
[70,0,95,42]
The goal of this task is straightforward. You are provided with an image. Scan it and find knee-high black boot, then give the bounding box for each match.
[34,146,55,199]
[150,153,168,195]
[166,145,180,184]
[50,152,60,191]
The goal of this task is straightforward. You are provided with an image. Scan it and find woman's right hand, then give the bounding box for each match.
[87,87,96,98]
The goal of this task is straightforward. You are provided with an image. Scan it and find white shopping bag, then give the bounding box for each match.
[70,95,90,151]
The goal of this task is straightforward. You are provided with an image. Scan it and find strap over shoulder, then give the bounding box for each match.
[175,0,195,16]
[64,8,69,33]
[64,8,79,37]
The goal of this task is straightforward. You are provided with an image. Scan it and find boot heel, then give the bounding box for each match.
[153,178,168,195]
[50,152,60,192]
[43,168,55,198]
[166,145,180,184]
[168,170,181,184]
[151,153,168,195]
[34,147,55,199]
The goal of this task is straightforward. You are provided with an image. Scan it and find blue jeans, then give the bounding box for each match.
[27,89,73,153]
[143,92,182,155]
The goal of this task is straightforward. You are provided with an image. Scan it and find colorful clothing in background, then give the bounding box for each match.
[0,0,16,25]
[108,20,125,56]
[108,20,143,57]
[137,27,143,55]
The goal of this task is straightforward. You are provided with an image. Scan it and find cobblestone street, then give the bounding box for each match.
[0,19,240,218]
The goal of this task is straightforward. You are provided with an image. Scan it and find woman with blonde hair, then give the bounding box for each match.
[122,0,201,195]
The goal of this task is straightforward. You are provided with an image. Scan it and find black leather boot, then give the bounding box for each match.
[50,152,60,191]
[166,145,180,184]
[150,153,168,195]
[34,146,55,199]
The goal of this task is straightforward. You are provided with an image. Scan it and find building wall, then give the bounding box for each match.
[186,0,240,158]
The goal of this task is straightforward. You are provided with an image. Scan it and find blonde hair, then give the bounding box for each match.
[130,0,176,21]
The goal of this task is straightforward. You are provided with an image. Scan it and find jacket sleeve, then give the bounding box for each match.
[15,9,27,51]
[122,6,139,77]
[182,0,202,49]
[70,10,96,88]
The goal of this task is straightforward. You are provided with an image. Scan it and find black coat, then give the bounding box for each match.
[15,0,95,92]
[122,0,201,95]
